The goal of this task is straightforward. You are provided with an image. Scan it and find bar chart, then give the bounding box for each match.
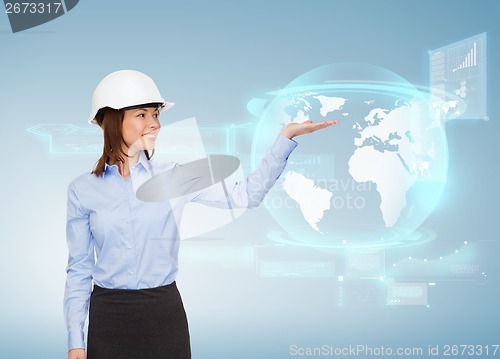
[448,39,483,80]
[451,42,477,73]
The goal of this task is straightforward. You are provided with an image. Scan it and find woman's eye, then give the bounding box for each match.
[137,113,145,118]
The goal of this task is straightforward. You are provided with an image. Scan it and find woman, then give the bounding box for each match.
[64,70,338,359]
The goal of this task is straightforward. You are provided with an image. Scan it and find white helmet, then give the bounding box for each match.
[88,70,174,125]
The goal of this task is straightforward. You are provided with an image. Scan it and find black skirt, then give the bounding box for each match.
[87,281,191,359]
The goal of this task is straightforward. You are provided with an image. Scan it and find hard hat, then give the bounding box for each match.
[88,70,174,125]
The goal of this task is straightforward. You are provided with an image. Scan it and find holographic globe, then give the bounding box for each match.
[250,63,451,249]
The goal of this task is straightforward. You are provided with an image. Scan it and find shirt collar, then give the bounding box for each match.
[134,150,152,174]
[104,151,152,176]
[104,161,117,175]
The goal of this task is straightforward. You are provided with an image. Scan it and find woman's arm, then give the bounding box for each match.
[63,182,95,355]
[190,119,338,208]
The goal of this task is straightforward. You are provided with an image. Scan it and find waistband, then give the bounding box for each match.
[91,281,178,300]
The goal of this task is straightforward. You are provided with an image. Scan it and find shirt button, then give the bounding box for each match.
[129,270,135,275]
[127,245,132,249]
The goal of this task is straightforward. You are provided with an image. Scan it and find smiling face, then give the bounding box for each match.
[121,106,161,156]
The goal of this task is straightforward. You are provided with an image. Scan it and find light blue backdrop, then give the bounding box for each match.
[1,1,498,358]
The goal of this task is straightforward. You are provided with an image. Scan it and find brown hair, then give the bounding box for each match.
[91,107,153,177]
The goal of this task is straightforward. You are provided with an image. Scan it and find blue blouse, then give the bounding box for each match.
[63,134,297,351]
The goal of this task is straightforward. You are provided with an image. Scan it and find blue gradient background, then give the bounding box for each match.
[1,1,499,358]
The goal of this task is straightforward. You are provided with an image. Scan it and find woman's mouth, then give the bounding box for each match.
[142,131,158,140]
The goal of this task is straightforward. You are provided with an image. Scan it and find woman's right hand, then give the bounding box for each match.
[68,348,86,359]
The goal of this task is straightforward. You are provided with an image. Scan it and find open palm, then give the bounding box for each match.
[281,119,339,139]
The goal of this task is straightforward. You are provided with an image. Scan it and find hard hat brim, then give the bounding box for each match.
[88,101,175,125]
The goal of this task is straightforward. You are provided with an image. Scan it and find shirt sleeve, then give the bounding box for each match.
[191,133,298,208]
[63,182,95,351]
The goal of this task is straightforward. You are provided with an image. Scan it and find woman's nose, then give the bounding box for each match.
[148,115,159,127]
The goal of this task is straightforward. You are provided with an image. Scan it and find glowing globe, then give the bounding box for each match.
[250,63,449,249]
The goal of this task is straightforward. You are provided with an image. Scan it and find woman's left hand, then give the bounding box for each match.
[280,119,339,139]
